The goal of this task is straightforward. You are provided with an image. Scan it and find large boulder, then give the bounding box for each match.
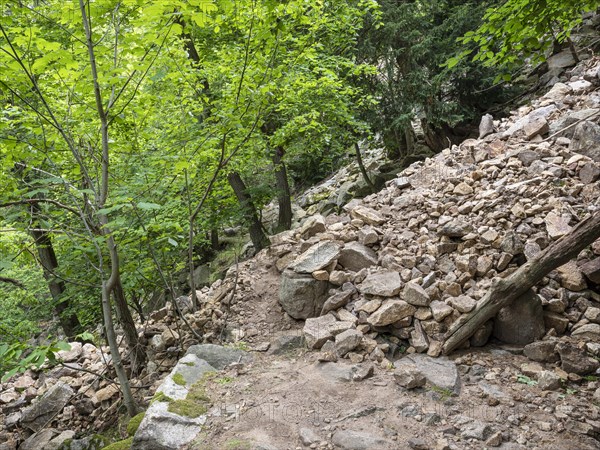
[185,344,253,370]
[493,289,545,345]
[570,120,600,162]
[279,269,330,319]
[132,354,216,450]
[393,354,461,394]
[21,382,73,432]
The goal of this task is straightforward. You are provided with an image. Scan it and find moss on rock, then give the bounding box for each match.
[172,372,186,386]
[100,437,133,450]
[126,412,145,437]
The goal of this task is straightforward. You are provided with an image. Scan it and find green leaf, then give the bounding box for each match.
[137,202,161,210]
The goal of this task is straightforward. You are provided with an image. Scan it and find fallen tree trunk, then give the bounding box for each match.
[443,210,600,355]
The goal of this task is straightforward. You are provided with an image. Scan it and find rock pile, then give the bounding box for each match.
[267,57,600,366]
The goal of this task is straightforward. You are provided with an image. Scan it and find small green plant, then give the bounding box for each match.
[229,341,250,351]
[429,385,453,400]
[584,375,598,382]
[565,387,577,396]
[172,372,187,386]
[517,375,537,386]
[216,376,233,385]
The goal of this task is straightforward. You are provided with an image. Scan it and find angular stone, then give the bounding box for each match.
[430,300,453,322]
[338,242,377,272]
[572,323,600,340]
[321,290,353,315]
[359,271,403,297]
[585,307,600,324]
[403,282,431,306]
[448,295,476,313]
[500,231,524,255]
[56,342,83,363]
[580,258,600,284]
[290,241,341,274]
[543,311,569,334]
[523,117,549,140]
[95,384,119,402]
[493,289,544,345]
[335,329,363,357]
[555,261,587,291]
[279,270,329,319]
[453,182,473,195]
[479,113,494,139]
[185,344,252,370]
[394,354,461,394]
[21,382,73,432]
[545,211,573,240]
[470,321,493,347]
[19,429,58,450]
[132,354,214,450]
[570,121,600,163]
[439,220,473,238]
[537,370,561,391]
[350,205,385,225]
[556,342,600,375]
[523,340,559,363]
[367,299,416,327]
[299,214,326,238]
[410,320,429,353]
[393,367,426,389]
[303,314,338,349]
[579,162,600,184]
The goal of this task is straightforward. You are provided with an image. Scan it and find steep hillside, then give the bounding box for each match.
[3,55,600,450]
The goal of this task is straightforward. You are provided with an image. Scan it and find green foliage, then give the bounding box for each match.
[357,0,515,156]
[0,340,71,382]
[517,374,538,386]
[451,0,599,79]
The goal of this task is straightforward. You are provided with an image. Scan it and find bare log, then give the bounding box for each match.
[443,210,600,355]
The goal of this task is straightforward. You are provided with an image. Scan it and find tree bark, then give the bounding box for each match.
[210,228,220,251]
[354,142,375,192]
[443,210,600,355]
[113,278,146,375]
[30,226,82,339]
[227,171,270,252]
[272,146,292,231]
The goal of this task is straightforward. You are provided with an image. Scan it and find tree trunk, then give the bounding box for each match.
[443,211,600,355]
[211,228,219,251]
[113,278,146,375]
[227,171,270,251]
[354,142,375,192]
[30,227,82,339]
[272,146,292,231]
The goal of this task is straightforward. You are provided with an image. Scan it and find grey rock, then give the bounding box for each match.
[338,241,377,272]
[331,430,391,450]
[394,354,461,394]
[410,319,429,353]
[335,329,363,357]
[185,344,252,370]
[299,214,326,238]
[556,341,600,375]
[470,321,493,347]
[523,117,549,140]
[570,120,600,162]
[56,342,83,363]
[479,113,494,139]
[448,295,476,313]
[21,382,73,432]
[350,206,385,225]
[321,290,353,315]
[461,421,491,440]
[430,301,453,322]
[394,367,426,389]
[279,269,329,319]
[500,231,524,255]
[304,314,354,349]
[367,299,416,327]
[545,212,573,240]
[403,282,431,306]
[268,334,305,355]
[581,258,600,284]
[571,323,600,340]
[523,340,559,362]
[317,362,373,383]
[549,108,599,138]
[546,51,576,70]
[19,429,58,450]
[579,162,600,184]
[289,241,341,274]
[132,354,215,450]
[493,289,545,345]
[439,220,473,238]
[359,271,403,297]
[537,370,561,391]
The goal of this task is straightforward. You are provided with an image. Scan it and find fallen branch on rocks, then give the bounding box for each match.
[443,209,600,355]
[543,107,600,142]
